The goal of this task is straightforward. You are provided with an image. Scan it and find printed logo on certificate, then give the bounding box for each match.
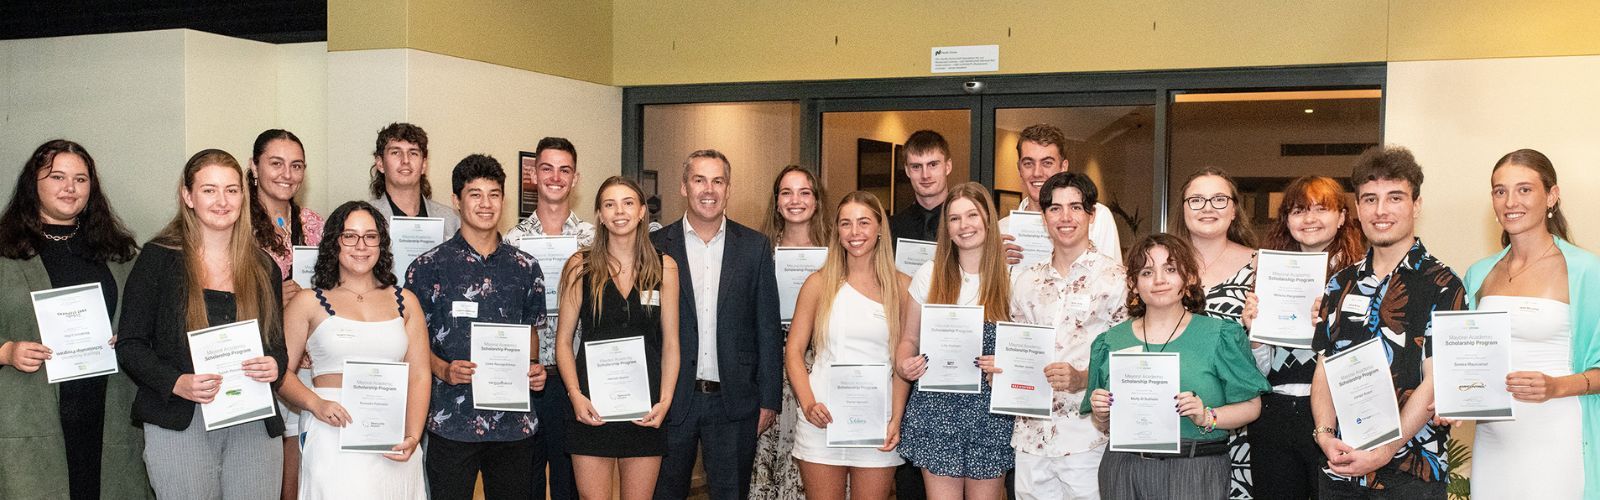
[339,360,409,454]
[917,304,984,393]
[30,283,119,383]
[186,320,278,431]
[1432,310,1515,421]
[583,336,653,421]
[1107,352,1181,454]
[1322,337,1405,451]
[470,322,533,412]
[825,363,891,448]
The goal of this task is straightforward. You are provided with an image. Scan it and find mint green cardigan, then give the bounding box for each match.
[0,256,152,499]
[1464,237,1600,498]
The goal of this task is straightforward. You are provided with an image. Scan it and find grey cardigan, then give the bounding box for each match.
[368,193,462,238]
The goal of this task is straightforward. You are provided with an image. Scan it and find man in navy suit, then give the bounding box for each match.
[651,149,782,500]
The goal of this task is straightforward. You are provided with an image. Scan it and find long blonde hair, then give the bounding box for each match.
[566,176,662,318]
[763,165,833,248]
[808,191,901,354]
[151,149,279,340]
[927,182,1010,322]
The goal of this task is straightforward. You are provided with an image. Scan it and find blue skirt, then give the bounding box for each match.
[897,322,1014,479]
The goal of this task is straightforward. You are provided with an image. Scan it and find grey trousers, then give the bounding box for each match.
[143,410,283,500]
[1097,450,1229,500]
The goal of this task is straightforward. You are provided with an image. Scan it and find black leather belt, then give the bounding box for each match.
[694,379,721,393]
[1127,440,1229,460]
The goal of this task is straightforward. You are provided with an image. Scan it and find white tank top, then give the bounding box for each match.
[306,289,410,377]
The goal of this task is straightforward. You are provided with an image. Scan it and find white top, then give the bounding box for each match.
[306,316,409,378]
[1007,199,1120,260]
[684,217,728,382]
[1478,296,1573,375]
[791,283,904,467]
[909,260,981,306]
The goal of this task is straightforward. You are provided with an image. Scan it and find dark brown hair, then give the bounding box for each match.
[762,165,833,248]
[1261,176,1365,273]
[1123,233,1206,317]
[247,129,307,255]
[1492,149,1569,246]
[369,122,433,199]
[312,201,397,290]
[0,139,138,263]
[1016,124,1067,157]
[1350,145,1423,200]
[1172,167,1257,247]
[902,130,950,161]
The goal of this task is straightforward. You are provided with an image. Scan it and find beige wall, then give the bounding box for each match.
[641,102,801,228]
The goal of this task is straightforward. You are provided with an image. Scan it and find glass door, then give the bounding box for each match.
[814,96,979,214]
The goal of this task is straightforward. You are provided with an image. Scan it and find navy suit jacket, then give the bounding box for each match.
[652,218,782,423]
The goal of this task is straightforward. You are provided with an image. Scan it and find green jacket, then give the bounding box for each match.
[0,256,152,499]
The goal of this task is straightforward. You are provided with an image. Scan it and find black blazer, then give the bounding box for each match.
[116,244,289,436]
[652,219,782,423]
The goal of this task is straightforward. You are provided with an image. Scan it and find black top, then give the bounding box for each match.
[386,193,427,218]
[567,276,667,457]
[38,224,114,500]
[889,200,943,242]
[115,243,288,436]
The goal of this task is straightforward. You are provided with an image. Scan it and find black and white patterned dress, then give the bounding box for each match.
[1202,261,1257,500]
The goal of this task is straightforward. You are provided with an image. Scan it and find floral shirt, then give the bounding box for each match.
[1007,247,1128,457]
[405,233,547,442]
[1312,238,1465,487]
[266,207,324,278]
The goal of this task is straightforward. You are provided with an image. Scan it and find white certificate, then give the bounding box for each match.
[583,336,653,421]
[1108,351,1181,453]
[390,217,446,283]
[470,322,532,412]
[774,247,828,323]
[918,304,984,393]
[31,283,118,383]
[186,320,277,431]
[1432,311,1515,420]
[513,235,580,316]
[1006,211,1052,268]
[990,322,1055,418]
[894,238,937,275]
[1250,250,1328,349]
[825,363,890,447]
[1323,337,1404,451]
[291,245,318,288]
[339,360,409,453]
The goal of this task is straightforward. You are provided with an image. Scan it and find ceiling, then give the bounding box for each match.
[0,0,327,44]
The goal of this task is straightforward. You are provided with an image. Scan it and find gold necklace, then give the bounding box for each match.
[340,283,380,302]
[1505,239,1558,282]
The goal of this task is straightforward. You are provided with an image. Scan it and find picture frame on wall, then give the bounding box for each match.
[995,189,1023,213]
[519,150,539,218]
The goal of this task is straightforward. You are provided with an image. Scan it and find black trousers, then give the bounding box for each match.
[425,431,538,500]
[532,372,578,500]
[1317,466,1445,499]
[1248,393,1325,500]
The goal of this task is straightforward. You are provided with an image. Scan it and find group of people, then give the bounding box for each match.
[0,120,1594,500]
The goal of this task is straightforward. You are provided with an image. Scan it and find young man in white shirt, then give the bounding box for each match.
[1001,124,1120,262]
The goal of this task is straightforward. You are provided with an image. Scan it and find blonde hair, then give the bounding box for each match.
[927,182,1010,322]
[808,191,901,354]
[566,176,662,318]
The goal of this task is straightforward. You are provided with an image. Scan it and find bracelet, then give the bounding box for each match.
[1202,406,1218,433]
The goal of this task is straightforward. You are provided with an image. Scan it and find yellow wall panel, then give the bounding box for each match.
[328,0,409,50]
[1388,0,1600,61]
[407,0,613,85]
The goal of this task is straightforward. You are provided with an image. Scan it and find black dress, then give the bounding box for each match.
[567,278,666,457]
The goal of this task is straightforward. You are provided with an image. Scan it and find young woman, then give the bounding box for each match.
[556,176,681,500]
[787,191,908,499]
[1463,149,1600,499]
[1083,234,1268,499]
[0,140,148,500]
[116,149,288,499]
[1239,175,1364,500]
[277,201,428,498]
[894,182,1015,499]
[754,165,833,500]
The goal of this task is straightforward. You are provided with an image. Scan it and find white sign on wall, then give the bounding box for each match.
[931,45,999,73]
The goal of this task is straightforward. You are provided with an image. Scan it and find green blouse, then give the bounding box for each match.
[1080,313,1269,442]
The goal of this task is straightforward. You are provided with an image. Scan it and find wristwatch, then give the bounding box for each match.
[1311,426,1337,440]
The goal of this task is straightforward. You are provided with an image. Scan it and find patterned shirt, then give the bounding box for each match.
[265,207,325,278]
[1312,238,1465,487]
[405,233,548,442]
[1007,247,1128,457]
[506,210,593,365]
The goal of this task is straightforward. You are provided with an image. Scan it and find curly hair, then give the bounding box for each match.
[312,201,397,290]
[0,139,138,262]
[1123,233,1206,317]
[369,122,433,200]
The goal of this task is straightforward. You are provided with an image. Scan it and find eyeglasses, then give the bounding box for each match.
[1184,195,1234,211]
[339,232,381,247]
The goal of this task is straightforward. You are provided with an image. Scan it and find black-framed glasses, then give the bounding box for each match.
[1184,195,1234,210]
[339,232,381,247]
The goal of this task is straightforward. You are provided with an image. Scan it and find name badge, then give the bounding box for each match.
[1339,294,1371,316]
[642,290,660,307]
[1066,294,1093,313]
[452,301,478,318]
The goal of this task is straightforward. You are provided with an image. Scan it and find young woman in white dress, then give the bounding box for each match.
[278,201,430,499]
[786,191,910,500]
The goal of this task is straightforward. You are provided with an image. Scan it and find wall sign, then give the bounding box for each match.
[931,45,999,73]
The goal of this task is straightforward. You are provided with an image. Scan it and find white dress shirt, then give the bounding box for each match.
[683,217,728,382]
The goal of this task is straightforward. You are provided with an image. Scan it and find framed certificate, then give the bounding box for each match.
[470,322,532,412]
[825,363,890,447]
[1323,337,1404,451]
[339,360,409,453]
[514,235,580,316]
[774,247,828,324]
[187,320,277,431]
[1432,310,1514,420]
[917,304,984,393]
[1108,351,1181,453]
[389,217,446,284]
[31,283,118,383]
[1250,250,1328,349]
[989,321,1054,418]
[583,336,653,421]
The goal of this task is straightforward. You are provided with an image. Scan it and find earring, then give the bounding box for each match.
[1548,209,1555,219]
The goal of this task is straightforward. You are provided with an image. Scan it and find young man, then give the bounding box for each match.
[1309,146,1464,499]
[504,137,588,499]
[1006,172,1127,499]
[1000,124,1120,260]
[368,122,462,236]
[651,150,782,500]
[888,130,954,242]
[405,154,549,500]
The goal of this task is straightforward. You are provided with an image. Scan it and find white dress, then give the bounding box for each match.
[791,283,905,467]
[298,310,427,499]
[1471,296,1584,499]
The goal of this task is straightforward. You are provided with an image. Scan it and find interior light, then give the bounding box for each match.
[1303,108,1315,114]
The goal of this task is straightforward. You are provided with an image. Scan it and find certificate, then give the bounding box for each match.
[917,304,984,393]
[1250,250,1328,349]
[1432,311,1515,420]
[1006,211,1052,268]
[1108,352,1181,453]
[30,283,118,383]
[1323,337,1404,451]
[989,322,1055,418]
[390,217,446,283]
[774,247,828,323]
[513,235,580,316]
[470,322,532,412]
[291,245,318,288]
[894,238,937,275]
[583,336,653,421]
[186,320,277,431]
[825,363,890,447]
[339,360,409,453]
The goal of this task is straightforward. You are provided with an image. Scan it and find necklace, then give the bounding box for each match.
[1504,238,1558,282]
[340,283,381,302]
[1140,314,1185,353]
[43,223,78,242]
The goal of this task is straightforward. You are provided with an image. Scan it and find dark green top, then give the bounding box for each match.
[1081,314,1269,442]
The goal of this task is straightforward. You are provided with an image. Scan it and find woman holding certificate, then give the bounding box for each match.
[277,201,428,498]
[894,182,1015,498]
[786,191,908,499]
[0,139,149,499]
[555,176,681,500]
[117,149,288,499]
[1462,149,1600,499]
[755,165,832,499]
[1082,234,1268,499]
